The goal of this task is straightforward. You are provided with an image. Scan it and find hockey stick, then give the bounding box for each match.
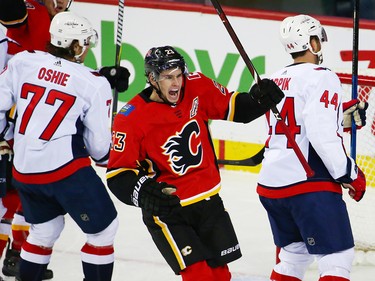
[112,0,125,124]
[217,146,265,166]
[210,0,314,177]
[350,0,360,160]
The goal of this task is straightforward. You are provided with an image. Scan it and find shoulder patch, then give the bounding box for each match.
[186,72,201,80]
[91,71,101,77]
[314,67,331,71]
[119,104,135,116]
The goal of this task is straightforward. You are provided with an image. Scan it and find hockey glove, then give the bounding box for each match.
[0,141,12,161]
[99,66,130,92]
[131,176,180,216]
[249,79,284,110]
[342,167,366,202]
[0,141,12,197]
[343,99,368,133]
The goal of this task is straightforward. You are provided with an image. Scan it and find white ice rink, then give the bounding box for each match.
[5,168,375,281]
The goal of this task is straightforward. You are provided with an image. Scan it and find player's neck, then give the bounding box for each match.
[294,53,318,65]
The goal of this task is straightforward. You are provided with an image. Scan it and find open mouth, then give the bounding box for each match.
[169,89,179,97]
[56,5,64,12]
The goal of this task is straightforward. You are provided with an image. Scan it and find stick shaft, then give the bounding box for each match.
[112,0,125,124]
[351,0,360,160]
[210,0,314,177]
[217,147,265,166]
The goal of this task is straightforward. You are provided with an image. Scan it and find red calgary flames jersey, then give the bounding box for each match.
[107,72,236,206]
[6,0,51,55]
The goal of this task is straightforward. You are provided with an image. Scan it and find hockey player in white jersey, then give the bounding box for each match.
[0,12,118,281]
[0,29,7,70]
[257,15,367,281]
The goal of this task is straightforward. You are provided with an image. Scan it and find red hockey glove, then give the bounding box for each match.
[249,79,284,110]
[342,99,368,133]
[341,167,366,202]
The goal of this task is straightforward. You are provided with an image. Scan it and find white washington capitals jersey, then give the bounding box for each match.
[0,29,8,70]
[0,50,112,184]
[258,63,351,193]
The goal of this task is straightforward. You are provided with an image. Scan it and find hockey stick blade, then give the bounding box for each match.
[217,146,265,166]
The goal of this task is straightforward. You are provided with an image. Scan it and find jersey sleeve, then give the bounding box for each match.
[0,59,17,136]
[106,103,147,204]
[107,104,144,171]
[190,73,233,120]
[82,78,112,163]
[303,70,348,179]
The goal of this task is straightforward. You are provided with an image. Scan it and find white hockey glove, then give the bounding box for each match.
[343,99,368,133]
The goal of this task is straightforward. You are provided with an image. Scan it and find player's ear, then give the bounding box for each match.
[310,36,321,53]
[73,41,82,56]
[149,73,157,86]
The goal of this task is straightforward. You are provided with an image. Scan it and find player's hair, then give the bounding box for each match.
[46,40,78,60]
[290,35,320,60]
[144,46,187,83]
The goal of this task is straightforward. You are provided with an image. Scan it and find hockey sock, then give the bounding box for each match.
[180,260,215,281]
[211,264,231,281]
[0,219,11,258]
[19,258,48,281]
[11,212,30,252]
[319,276,349,281]
[82,262,114,281]
[271,270,302,281]
[81,243,114,281]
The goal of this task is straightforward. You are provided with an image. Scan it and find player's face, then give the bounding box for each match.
[156,68,183,104]
[44,0,70,18]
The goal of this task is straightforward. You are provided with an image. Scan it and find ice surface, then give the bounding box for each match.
[5,168,374,281]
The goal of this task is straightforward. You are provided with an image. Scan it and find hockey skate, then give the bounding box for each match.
[2,244,53,280]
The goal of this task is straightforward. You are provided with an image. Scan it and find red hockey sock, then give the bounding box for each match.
[181,261,214,281]
[212,264,231,281]
[271,270,302,281]
[319,276,349,281]
[12,209,30,252]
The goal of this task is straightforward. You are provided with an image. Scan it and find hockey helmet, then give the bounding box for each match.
[280,14,327,55]
[145,46,187,82]
[49,11,98,49]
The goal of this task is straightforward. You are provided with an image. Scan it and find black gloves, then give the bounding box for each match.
[250,78,284,109]
[131,177,180,216]
[99,66,130,92]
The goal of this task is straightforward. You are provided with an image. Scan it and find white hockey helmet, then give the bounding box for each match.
[49,11,98,49]
[280,14,327,63]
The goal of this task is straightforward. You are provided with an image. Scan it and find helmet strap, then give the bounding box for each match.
[74,45,86,63]
[152,83,176,106]
[308,39,323,64]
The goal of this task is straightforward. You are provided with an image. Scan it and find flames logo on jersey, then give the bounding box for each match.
[162,120,202,175]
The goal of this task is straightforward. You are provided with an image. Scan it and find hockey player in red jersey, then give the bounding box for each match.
[0,1,129,279]
[106,45,284,281]
[256,15,367,281]
[0,11,119,281]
